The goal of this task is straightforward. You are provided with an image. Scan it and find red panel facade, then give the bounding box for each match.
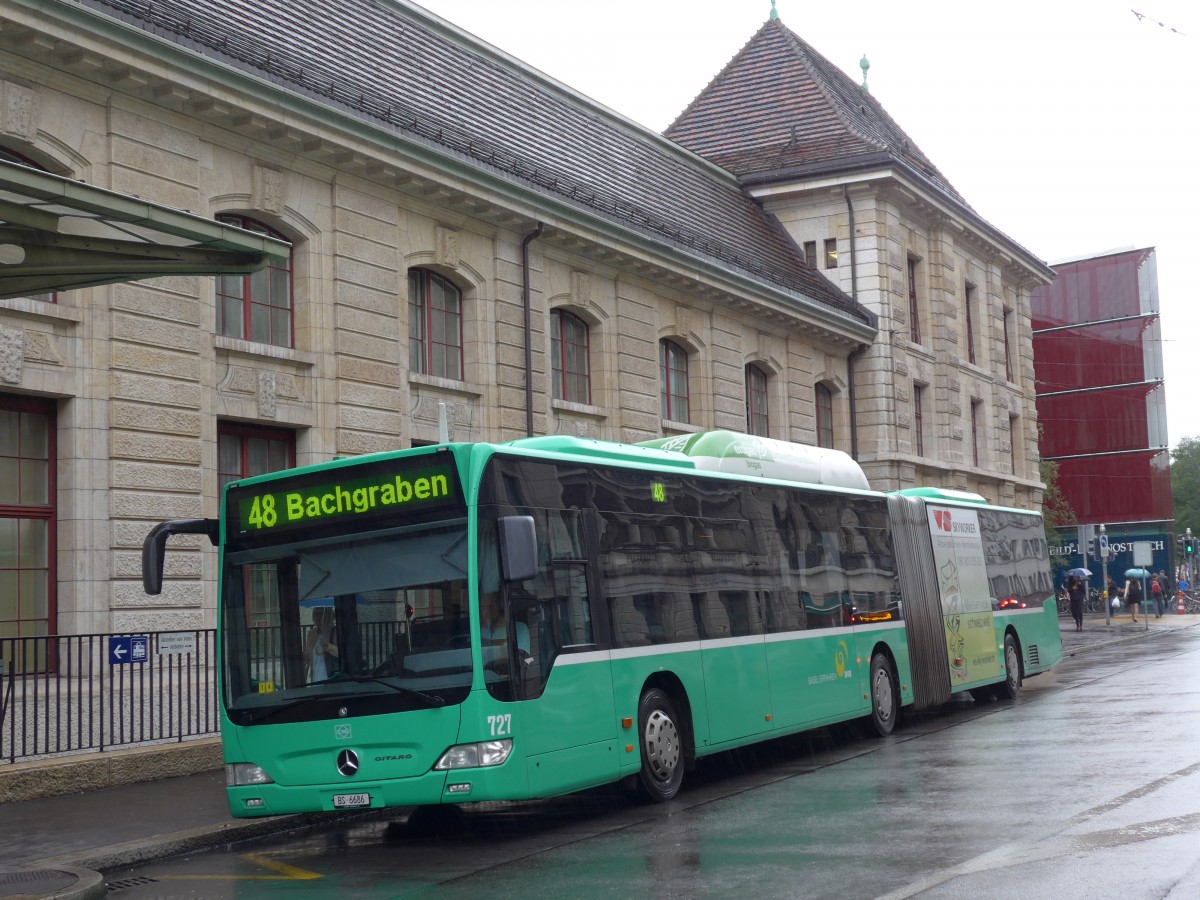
[1032,248,1171,526]
[1054,449,1172,525]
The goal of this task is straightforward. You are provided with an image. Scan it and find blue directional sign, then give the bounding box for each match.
[109,634,150,665]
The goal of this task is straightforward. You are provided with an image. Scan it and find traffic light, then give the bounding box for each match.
[1187,537,1195,556]
[1086,538,1096,557]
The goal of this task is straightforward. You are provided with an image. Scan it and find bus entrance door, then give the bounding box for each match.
[519,565,619,796]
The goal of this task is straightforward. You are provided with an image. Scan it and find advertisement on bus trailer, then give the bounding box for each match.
[927,506,1002,685]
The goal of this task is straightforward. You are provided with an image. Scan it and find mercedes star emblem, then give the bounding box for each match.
[337,748,360,777]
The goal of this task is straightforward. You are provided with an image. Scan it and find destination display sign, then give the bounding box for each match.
[225,452,463,547]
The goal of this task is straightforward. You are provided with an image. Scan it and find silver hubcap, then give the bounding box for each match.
[1006,643,1020,689]
[873,666,894,723]
[644,709,680,781]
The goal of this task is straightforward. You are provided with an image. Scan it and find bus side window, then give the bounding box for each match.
[610,595,651,647]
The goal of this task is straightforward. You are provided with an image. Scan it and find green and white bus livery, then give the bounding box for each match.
[142,430,1062,816]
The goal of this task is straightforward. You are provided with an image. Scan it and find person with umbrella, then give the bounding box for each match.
[1123,570,1145,623]
[1066,571,1087,632]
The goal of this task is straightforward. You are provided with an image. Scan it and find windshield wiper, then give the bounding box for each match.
[237,696,323,724]
[313,674,446,708]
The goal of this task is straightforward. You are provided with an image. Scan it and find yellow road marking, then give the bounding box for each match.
[154,852,323,881]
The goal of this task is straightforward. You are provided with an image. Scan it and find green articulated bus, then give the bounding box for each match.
[142,431,1063,817]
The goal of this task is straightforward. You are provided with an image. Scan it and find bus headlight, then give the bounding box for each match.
[434,739,512,770]
[226,763,275,786]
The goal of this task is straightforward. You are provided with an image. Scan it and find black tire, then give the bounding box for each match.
[868,653,899,736]
[995,633,1022,700]
[636,688,685,802]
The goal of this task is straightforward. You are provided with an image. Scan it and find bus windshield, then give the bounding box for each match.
[220,521,473,723]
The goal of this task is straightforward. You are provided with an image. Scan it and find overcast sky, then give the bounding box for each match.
[415,0,1196,450]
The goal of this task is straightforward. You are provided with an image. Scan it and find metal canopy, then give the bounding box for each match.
[0,159,291,299]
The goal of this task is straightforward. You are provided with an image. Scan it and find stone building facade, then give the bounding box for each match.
[0,0,1047,637]
[665,18,1053,509]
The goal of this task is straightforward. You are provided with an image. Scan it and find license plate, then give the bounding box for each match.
[332,792,371,808]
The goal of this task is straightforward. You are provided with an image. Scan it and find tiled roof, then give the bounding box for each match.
[666,18,968,206]
[78,0,872,327]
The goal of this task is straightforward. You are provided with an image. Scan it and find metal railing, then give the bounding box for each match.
[1,630,220,764]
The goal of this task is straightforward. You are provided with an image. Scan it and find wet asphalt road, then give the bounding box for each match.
[103,628,1200,899]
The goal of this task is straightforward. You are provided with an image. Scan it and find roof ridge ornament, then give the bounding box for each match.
[770,0,778,21]
[860,53,870,92]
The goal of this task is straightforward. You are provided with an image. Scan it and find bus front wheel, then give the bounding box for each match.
[636,688,684,802]
[869,653,898,737]
[995,633,1022,700]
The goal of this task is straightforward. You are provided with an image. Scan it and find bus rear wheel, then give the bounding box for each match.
[636,688,684,802]
[995,633,1022,700]
[868,653,898,737]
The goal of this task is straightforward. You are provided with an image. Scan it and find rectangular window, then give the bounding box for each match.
[1003,308,1014,382]
[970,400,982,468]
[803,241,817,268]
[218,422,296,633]
[1009,415,1020,477]
[913,382,926,456]
[0,395,55,665]
[908,256,921,344]
[964,281,976,365]
[824,238,838,269]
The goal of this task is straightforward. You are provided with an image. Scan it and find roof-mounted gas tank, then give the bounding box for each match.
[636,431,871,491]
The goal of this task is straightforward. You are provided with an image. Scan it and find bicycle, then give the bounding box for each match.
[1180,591,1200,615]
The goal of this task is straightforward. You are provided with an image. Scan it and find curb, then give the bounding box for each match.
[23,807,396,889]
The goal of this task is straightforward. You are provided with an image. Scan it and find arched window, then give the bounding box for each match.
[216,214,292,348]
[815,383,834,449]
[551,309,590,404]
[408,268,463,380]
[660,339,689,423]
[745,364,769,436]
[1,147,55,304]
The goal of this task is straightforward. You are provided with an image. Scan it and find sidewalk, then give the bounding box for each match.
[4,612,1198,900]
[1058,607,1198,655]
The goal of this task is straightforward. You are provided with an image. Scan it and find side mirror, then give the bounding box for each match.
[142,518,218,594]
[498,515,537,583]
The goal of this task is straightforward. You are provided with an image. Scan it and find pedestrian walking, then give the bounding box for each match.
[1150,573,1164,618]
[1124,576,1143,623]
[1066,574,1086,632]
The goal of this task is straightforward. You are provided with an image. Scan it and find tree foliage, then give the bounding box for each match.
[1171,436,1200,536]
[1041,455,1075,568]
[1040,456,1076,529]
